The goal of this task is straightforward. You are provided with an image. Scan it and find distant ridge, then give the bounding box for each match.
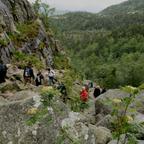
[100,0,144,15]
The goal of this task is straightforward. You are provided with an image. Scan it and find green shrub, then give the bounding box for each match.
[8,21,39,47]
[16,21,39,38]
[69,96,81,112]
[0,38,9,47]
[12,51,44,69]
[39,41,46,50]
[0,82,21,93]
[53,53,70,69]
[26,108,48,126]
[40,86,60,106]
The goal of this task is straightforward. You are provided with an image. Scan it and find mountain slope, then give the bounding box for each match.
[51,0,144,32]
[101,0,144,15]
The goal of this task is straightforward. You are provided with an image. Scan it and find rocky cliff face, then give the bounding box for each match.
[1,0,35,23]
[0,0,56,66]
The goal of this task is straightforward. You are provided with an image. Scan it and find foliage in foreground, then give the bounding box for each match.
[109,85,144,144]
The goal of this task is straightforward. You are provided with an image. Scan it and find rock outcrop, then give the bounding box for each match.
[0,0,16,32]
[1,0,35,23]
[0,90,68,144]
[0,0,35,32]
[95,89,144,119]
[0,82,113,144]
[0,0,57,66]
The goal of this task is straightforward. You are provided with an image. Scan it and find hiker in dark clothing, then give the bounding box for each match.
[0,61,7,83]
[58,82,67,103]
[93,86,101,98]
[101,87,106,94]
[23,63,35,85]
[93,85,107,116]
[35,71,44,86]
[88,81,93,88]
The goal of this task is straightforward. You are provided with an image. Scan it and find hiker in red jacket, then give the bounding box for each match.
[80,87,89,102]
[80,86,89,111]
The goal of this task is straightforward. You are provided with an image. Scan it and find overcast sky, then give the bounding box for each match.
[28,0,127,13]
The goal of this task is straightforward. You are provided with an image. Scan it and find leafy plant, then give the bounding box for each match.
[69,96,81,112]
[111,86,140,144]
[32,0,55,30]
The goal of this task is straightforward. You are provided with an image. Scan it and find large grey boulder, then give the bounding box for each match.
[95,89,144,116]
[0,90,69,144]
[61,112,112,144]
[108,140,144,144]
[61,112,91,144]
[95,89,128,115]
[89,125,112,144]
[96,114,113,129]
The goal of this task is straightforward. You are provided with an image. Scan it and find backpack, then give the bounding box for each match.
[25,68,31,77]
[93,88,101,98]
[0,64,5,73]
[60,84,66,95]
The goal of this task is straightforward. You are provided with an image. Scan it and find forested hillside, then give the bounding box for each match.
[101,0,144,15]
[51,0,144,31]
[51,0,144,88]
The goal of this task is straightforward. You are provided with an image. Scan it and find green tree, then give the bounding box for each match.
[33,0,55,29]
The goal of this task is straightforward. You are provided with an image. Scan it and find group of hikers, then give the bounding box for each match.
[80,82,106,101]
[80,82,106,111]
[0,62,57,87]
[0,61,106,112]
[23,63,56,87]
[0,62,67,103]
